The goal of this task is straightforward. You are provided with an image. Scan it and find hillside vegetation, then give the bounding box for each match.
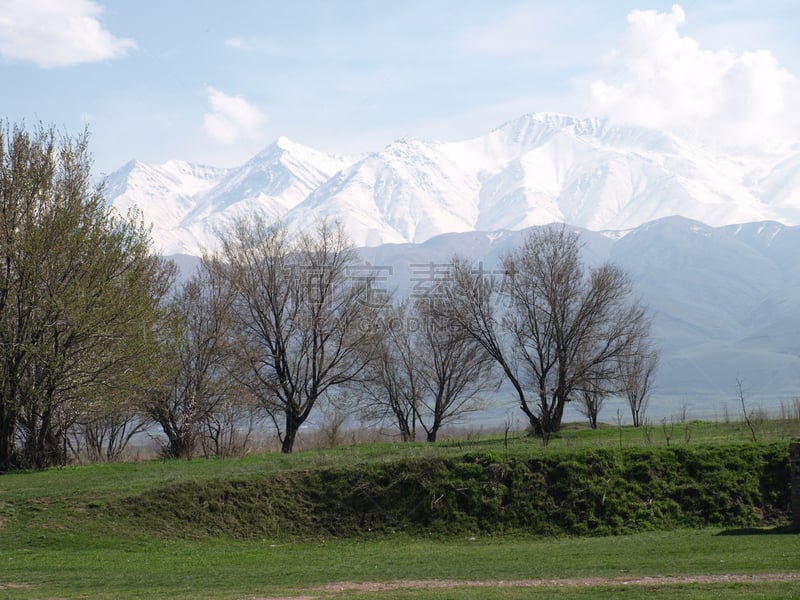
[1,422,798,599]
[3,421,794,542]
[111,443,790,539]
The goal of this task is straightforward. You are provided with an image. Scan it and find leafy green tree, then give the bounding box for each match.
[0,122,174,470]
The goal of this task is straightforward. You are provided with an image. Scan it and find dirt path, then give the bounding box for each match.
[250,572,800,599]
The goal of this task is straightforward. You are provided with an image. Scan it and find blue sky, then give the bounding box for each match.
[1,0,799,175]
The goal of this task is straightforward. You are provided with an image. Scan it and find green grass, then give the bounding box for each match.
[0,419,798,598]
[0,529,798,599]
[2,416,793,502]
[336,583,800,600]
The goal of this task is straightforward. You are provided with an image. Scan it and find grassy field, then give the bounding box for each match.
[1,526,798,599]
[1,420,798,599]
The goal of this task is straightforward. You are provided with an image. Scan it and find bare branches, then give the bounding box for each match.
[356,301,421,441]
[356,295,497,442]
[437,225,656,440]
[145,257,250,459]
[736,378,758,443]
[216,217,379,453]
[619,342,659,427]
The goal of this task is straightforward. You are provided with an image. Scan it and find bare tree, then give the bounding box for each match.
[146,259,245,458]
[358,297,496,442]
[438,226,653,441]
[414,297,497,441]
[735,377,758,443]
[577,386,606,430]
[70,398,147,462]
[357,301,421,441]
[199,395,261,458]
[619,342,658,427]
[577,358,619,429]
[217,218,379,453]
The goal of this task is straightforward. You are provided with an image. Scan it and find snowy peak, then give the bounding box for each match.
[105,112,800,254]
[249,135,350,174]
[108,137,353,254]
[455,113,675,169]
[186,136,350,220]
[286,135,480,246]
[104,159,228,228]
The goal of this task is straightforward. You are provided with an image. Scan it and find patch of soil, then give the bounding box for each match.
[248,572,800,599]
[0,583,30,590]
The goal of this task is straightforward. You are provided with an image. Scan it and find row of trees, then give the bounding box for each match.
[0,123,658,470]
[148,213,658,454]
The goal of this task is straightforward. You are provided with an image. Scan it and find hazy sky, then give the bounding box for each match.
[1,0,799,175]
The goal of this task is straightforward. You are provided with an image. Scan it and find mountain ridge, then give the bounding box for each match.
[106,112,800,255]
[165,215,800,416]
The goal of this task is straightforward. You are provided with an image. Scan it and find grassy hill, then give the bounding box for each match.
[0,421,798,599]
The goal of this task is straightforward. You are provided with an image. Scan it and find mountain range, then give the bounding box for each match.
[105,112,800,255]
[356,218,800,419]
[104,112,800,421]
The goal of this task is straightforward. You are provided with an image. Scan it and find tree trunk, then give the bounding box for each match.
[544,392,567,434]
[526,411,544,437]
[0,409,15,472]
[0,377,19,472]
[281,411,301,453]
[397,411,415,442]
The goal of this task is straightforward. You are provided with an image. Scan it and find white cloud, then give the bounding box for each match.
[0,0,136,68]
[203,87,267,144]
[224,37,244,49]
[589,4,800,151]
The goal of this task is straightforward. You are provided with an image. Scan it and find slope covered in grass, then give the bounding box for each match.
[1,427,797,599]
[107,443,792,539]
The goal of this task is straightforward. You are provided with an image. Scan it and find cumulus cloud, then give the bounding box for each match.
[203,87,267,144]
[0,0,136,68]
[589,5,800,151]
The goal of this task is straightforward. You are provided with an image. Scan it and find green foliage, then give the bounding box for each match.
[109,442,792,539]
[1,434,798,599]
[0,122,173,471]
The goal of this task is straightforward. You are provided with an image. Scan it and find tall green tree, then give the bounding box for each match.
[0,123,173,471]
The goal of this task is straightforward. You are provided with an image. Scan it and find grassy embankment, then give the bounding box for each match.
[0,419,798,599]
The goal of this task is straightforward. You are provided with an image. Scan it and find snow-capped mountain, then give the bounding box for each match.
[106,112,800,255]
[104,113,800,419]
[108,137,353,254]
[105,159,228,227]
